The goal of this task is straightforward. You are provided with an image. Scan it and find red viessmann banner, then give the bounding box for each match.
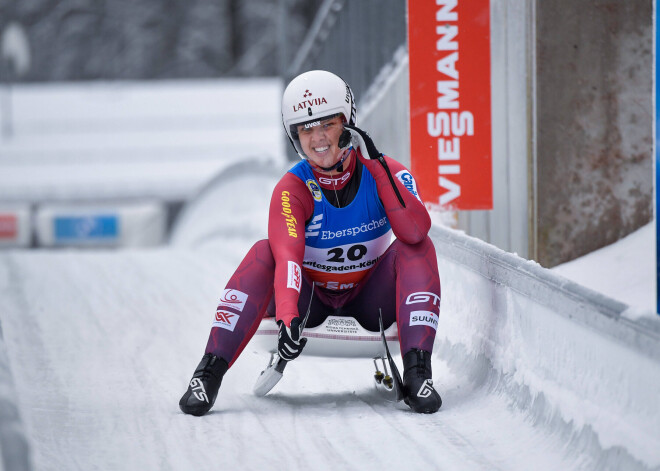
[408,0,492,210]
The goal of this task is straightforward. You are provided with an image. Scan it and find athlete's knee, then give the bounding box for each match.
[239,239,275,270]
[252,239,271,254]
[391,235,436,257]
[253,239,274,259]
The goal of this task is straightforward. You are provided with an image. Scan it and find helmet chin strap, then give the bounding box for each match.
[317,153,347,172]
[312,147,351,173]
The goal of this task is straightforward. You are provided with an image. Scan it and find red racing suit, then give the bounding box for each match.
[205,149,441,366]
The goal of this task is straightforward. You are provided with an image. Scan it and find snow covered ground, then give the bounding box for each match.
[0,80,658,471]
[552,221,656,317]
[1,167,658,471]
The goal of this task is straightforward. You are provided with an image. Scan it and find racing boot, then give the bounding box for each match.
[179,353,229,416]
[402,349,442,413]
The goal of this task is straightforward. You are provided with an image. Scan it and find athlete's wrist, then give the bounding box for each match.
[276,310,298,328]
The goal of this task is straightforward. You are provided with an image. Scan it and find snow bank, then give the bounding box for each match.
[169,159,282,249]
[552,222,655,316]
[432,224,660,469]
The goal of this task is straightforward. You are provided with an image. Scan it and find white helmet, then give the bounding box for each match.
[281,70,357,159]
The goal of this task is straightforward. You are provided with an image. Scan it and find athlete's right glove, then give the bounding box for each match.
[343,124,382,160]
[277,316,307,361]
[344,123,407,208]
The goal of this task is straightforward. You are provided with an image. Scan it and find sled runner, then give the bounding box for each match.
[251,311,403,401]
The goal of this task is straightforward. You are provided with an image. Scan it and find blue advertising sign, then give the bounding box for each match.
[54,215,119,242]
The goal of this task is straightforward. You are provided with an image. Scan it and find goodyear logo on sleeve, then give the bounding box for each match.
[280,191,298,238]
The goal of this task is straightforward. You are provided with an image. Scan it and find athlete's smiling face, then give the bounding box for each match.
[297,115,346,173]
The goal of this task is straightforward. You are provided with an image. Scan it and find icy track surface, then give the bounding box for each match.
[1,169,658,471]
[0,246,593,471]
[3,247,656,471]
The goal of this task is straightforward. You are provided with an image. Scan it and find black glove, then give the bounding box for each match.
[344,124,406,207]
[343,124,383,160]
[277,316,307,361]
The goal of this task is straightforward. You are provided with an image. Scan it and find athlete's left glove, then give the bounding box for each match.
[343,123,383,160]
[277,316,307,361]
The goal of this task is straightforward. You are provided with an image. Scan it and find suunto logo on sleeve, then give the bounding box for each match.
[280,191,298,238]
[409,310,438,330]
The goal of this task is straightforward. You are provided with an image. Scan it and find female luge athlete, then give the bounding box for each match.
[179,70,442,415]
